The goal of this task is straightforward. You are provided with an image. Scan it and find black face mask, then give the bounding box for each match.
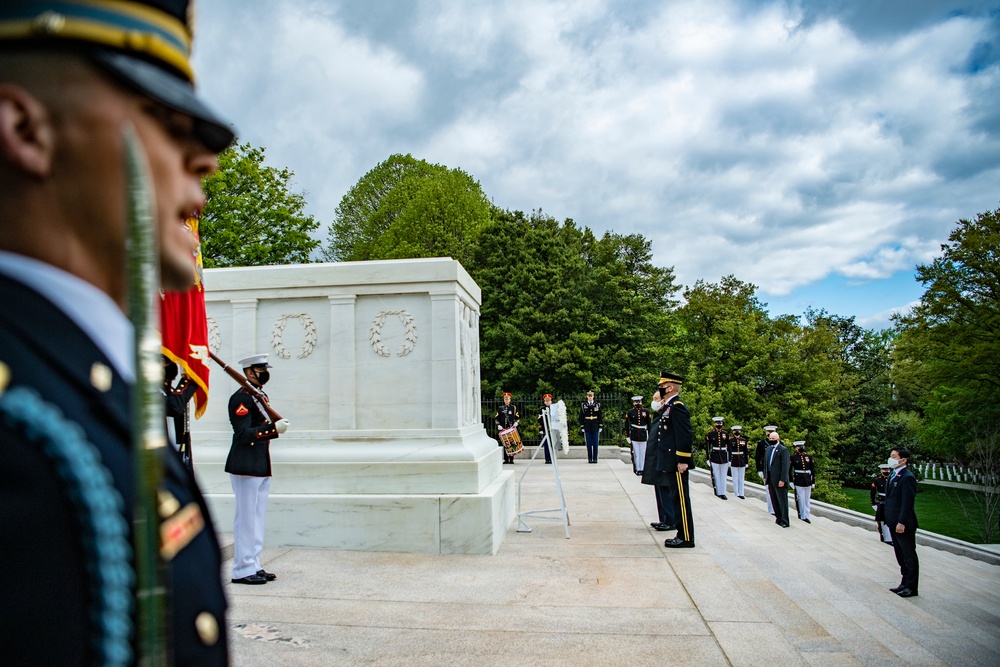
[163,363,178,382]
[254,369,270,386]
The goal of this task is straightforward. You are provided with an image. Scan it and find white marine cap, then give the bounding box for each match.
[731,425,743,430]
[238,353,272,368]
[764,425,777,431]
[712,416,724,422]
[631,395,643,401]
[793,440,806,447]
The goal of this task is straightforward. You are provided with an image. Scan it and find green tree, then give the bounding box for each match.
[893,207,1000,460]
[324,154,489,266]
[200,142,320,267]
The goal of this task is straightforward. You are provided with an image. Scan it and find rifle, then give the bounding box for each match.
[124,128,170,666]
[209,351,284,422]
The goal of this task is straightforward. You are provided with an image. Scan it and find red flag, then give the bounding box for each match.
[161,216,210,418]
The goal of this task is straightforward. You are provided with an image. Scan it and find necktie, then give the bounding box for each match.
[769,445,776,467]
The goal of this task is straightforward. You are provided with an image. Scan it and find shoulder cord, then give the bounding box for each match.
[0,387,134,666]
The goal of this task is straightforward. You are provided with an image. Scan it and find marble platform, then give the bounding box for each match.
[190,258,514,555]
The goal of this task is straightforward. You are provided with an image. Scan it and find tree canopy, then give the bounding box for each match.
[200,142,320,268]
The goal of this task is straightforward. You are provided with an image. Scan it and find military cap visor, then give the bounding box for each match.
[658,371,684,384]
[0,1,235,153]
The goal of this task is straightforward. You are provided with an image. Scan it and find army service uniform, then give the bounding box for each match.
[580,397,603,463]
[656,393,695,545]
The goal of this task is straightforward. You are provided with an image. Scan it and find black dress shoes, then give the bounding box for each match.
[232,574,267,585]
[654,523,675,531]
[889,584,905,593]
[256,569,277,581]
[664,537,695,548]
[737,495,745,499]
[802,518,811,523]
[719,495,728,500]
[895,588,918,597]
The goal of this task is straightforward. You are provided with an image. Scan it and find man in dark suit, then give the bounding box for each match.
[0,2,235,662]
[884,446,919,597]
[654,371,696,548]
[764,430,791,527]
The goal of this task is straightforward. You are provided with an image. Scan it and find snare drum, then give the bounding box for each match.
[498,425,523,456]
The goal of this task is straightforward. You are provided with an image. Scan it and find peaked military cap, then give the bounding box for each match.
[764,425,777,432]
[541,393,552,400]
[0,0,235,152]
[658,371,684,384]
[731,425,742,431]
[238,353,271,369]
[631,395,642,402]
[793,440,806,447]
[712,416,724,422]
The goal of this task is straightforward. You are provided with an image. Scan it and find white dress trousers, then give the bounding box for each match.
[795,485,812,520]
[731,465,746,497]
[231,474,271,579]
[711,461,730,496]
[631,438,646,473]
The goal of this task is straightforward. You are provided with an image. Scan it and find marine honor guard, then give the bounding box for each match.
[870,463,894,544]
[625,395,650,475]
[494,392,520,464]
[728,425,749,499]
[580,390,603,463]
[706,416,731,499]
[790,440,816,522]
[226,354,290,585]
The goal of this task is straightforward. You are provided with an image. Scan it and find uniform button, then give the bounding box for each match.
[195,611,219,646]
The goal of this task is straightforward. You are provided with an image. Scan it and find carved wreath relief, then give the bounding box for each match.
[369,310,418,358]
[271,313,318,359]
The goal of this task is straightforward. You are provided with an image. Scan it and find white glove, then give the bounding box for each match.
[275,419,290,434]
[871,505,877,511]
[599,427,602,433]
[758,471,765,480]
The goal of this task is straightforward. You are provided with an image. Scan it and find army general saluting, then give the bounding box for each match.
[0,1,234,664]
[654,371,696,548]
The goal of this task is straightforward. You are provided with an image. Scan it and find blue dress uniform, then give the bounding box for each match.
[705,419,730,498]
[790,441,815,522]
[580,394,603,463]
[625,397,650,475]
[728,426,749,498]
[0,272,229,665]
[654,372,695,547]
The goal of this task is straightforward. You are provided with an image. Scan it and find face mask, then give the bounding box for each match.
[163,363,178,382]
[255,369,271,386]
[886,457,900,469]
[651,400,662,412]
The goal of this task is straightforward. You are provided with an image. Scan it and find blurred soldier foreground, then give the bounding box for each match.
[0,1,235,664]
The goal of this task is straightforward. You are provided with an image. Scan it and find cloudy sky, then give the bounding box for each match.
[192,0,999,328]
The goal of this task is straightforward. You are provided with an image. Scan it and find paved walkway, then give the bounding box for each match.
[224,459,1000,666]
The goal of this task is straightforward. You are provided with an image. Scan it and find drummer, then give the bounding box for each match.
[494,392,520,464]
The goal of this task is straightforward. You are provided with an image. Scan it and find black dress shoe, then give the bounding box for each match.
[664,537,695,548]
[256,569,277,581]
[719,495,728,500]
[738,495,745,499]
[655,524,675,531]
[802,518,811,524]
[889,584,906,593]
[232,574,267,585]
[896,588,918,597]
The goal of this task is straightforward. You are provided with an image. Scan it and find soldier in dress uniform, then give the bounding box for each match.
[728,425,750,499]
[655,371,696,548]
[871,463,894,544]
[756,425,778,515]
[580,390,603,463]
[163,355,198,471]
[538,393,554,463]
[790,440,816,523]
[226,354,289,585]
[706,416,730,499]
[642,386,675,532]
[625,395,650,475]
[0,1,235,663]
[494,392,519,464]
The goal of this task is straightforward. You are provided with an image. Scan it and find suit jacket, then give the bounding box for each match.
[764,442,790,486]
[883,466,918,529]
[0,273,229,666]
[225,386,279,477]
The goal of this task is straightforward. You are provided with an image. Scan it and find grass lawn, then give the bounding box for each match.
[840,484,999,545]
